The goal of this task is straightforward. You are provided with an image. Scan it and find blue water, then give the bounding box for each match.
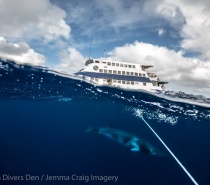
[0,59,210,185]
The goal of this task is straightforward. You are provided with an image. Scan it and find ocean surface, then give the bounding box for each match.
[0,58,210,185]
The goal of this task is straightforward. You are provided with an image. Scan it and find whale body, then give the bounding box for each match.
[86,126,165,156]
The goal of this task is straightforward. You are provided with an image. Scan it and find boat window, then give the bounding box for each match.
[99,69,103,73]
[102,62,106,64]
[118,71,121,75]
[113,70,116,74]
[130,72,134,76]
[107,62,111,66]
[85,59,94,66]
[122,71,125,75]
[95,60,100,63]
[120,64,123,67]
[112,63,115,66]
[135,73,138,76]
[126,72,129,75]
[113,80,116,83]
[135,82,139,85]
[143,82,146,86]
[124,64,127,67]
[122,81,125,84]
[95,79,98,82]
[107,78,112,83]
[131,82,134,85]
[127,81,130,84]
[104,69,107,73]
[93,65,99,70]
[128,65,131,68]
[152,82,157,86]
[109,70,112,74]
[148,73,156,77]
[116,63,119,67]
[118,80,121,83]
[133,65,135,68]
[143,74,146,77]
[139,73,142,77]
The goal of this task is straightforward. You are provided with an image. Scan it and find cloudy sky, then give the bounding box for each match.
[0,0,210,96]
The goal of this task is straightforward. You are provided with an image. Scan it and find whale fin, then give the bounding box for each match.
[128,141,140,152]
[129,144,139,152]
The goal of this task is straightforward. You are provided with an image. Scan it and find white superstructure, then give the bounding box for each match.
[76,58,167,92]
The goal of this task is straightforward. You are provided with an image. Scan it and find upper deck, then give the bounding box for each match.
[85,58,153,72]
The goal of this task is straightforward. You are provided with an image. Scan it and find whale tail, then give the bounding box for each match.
[138,141,167,157]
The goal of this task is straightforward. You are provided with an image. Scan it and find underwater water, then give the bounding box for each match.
[0,58,210,185]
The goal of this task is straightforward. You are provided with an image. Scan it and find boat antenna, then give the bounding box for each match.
[135,110,199,185]
[89,37,93,59]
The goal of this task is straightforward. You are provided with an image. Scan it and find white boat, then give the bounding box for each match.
[76,58,168,92]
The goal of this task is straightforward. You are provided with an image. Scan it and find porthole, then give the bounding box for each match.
[93,65,99,70]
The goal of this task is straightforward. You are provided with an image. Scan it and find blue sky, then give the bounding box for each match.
[0,0,210,96]
[49,0,183,58]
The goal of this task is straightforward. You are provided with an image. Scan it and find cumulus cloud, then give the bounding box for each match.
[177,0,210,60]
[0,37,45,65]
[155,0,210,60]
[155,2,185,29]
[108,41,210,94]
[0,0,70,42]
[54,48,86,74]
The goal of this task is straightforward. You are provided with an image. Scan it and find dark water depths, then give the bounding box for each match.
[0,58,210,185]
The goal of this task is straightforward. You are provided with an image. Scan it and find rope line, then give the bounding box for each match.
[140,116,199,185]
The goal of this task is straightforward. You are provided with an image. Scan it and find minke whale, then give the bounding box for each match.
[86,126,166,156]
